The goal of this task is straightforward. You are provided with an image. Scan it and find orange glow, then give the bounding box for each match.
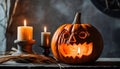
[46,38,49,46]
[44,26,47,32]
[78,47,80,55]
[59,42,93,59]
[24,19,27,26]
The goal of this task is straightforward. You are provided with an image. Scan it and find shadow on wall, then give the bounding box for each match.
[112,28,120,57]
[113,28,120,45]
[6,0,120,57]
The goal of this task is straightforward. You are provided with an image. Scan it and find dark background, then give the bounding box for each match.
[6,0,120,57]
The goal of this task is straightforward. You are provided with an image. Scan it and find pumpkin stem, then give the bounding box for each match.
[72,12,81,24]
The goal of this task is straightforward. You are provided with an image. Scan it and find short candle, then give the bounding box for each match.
[17,19,33,40]
[41,26,51,47]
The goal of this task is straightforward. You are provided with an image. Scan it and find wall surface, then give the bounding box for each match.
[0,0,10,54]
[6,0,120,57]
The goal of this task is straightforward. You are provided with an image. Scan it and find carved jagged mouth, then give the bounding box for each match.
[58,42,93,59]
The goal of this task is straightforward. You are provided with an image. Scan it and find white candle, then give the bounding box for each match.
[41,26,51,47]
[17,19,33,40]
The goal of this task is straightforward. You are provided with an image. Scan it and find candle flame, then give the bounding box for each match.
[44,26,47,32]
[78,47,80,55]
[24,19,27,26]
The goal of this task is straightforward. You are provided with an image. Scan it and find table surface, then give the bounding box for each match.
[0,58,120,69]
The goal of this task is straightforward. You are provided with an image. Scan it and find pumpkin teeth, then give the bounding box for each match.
[83,42,93,56]
[59,42,93,59]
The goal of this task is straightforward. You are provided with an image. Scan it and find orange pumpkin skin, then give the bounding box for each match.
[51,12,103,64]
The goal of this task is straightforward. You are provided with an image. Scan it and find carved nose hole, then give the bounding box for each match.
[68,33,76,43]
[70,36,76,42]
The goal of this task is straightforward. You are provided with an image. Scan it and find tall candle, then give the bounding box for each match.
[41,26,51,47]
[17,19,33,40]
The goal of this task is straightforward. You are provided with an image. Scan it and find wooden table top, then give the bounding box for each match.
[0,58,119,69]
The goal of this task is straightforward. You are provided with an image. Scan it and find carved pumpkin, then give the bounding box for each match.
[51,12,103,64]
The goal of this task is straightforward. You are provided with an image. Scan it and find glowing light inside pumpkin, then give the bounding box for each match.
[59,42,93,59]
[78,47,80,55]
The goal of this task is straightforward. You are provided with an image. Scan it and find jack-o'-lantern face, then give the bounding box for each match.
[58,24,93,58]
[51,12,103,64]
